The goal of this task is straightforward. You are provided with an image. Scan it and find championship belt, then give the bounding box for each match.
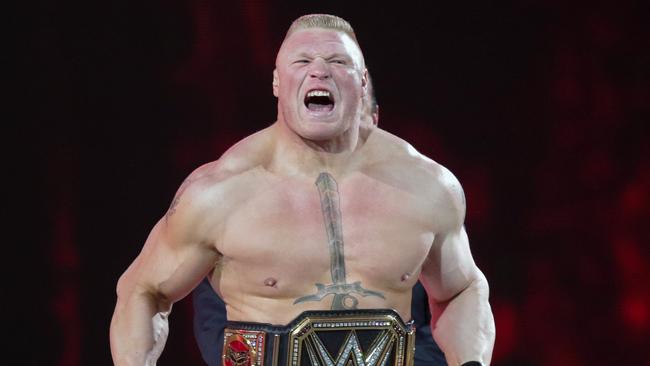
[223,309,415,366]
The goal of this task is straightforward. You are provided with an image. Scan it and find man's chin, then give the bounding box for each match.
[282,111,350,141]
[296,123,345,142]
[302,111,337,124]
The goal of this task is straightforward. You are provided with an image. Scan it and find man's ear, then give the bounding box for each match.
[272,69,279,97]
[372,105,379,126]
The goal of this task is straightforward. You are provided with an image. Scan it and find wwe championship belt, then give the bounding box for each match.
[223,309,415,366]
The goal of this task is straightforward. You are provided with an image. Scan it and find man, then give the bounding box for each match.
[110,14,495,366]
[192,75,449,366]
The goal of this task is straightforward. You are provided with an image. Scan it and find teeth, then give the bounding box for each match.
[307,90,331,98]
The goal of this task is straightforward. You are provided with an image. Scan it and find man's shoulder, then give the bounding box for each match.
[186,128,273,188]
[367,128,466,227]
[366,128,449,183]
[170,128,273,215]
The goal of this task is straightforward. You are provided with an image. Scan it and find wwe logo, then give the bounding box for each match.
[303,330,395,366]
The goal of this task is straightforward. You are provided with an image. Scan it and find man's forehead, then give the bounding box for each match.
[278,28,364,65]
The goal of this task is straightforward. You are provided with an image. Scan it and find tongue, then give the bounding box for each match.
[307,103,333,112]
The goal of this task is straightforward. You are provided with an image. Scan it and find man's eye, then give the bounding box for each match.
[294,60,309,64]
[331,60,346,65]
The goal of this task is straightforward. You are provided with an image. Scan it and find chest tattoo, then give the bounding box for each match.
[294,172,385,310]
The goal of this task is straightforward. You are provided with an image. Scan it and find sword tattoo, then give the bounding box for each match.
[294,172,385,310]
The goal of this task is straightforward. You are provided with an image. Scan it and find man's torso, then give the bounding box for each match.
[192,125,451,325]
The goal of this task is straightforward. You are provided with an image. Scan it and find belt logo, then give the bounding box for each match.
[303,330,395,366]
[224,333,256,366]
[223,330,266,366]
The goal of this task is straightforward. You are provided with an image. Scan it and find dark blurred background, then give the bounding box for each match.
[9,0,649,365]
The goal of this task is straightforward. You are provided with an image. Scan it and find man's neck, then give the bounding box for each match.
[268,120,368,178]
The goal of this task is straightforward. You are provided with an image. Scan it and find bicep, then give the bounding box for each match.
[419,225,478,303]
[118,218,219,307]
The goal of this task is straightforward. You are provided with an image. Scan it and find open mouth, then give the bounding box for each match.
[304,90,334,112]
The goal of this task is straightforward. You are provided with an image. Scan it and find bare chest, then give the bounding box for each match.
[218,173,434,296]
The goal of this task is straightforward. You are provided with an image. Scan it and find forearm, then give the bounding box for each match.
[430,271,495,366]
[110,290,171,366]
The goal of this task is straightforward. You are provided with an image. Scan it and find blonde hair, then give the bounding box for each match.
[284,14,359,45]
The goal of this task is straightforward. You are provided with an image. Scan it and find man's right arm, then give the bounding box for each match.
[110,177,221,365]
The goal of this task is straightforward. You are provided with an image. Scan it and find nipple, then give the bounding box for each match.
[401,272,411,282]
[264,277,277,287]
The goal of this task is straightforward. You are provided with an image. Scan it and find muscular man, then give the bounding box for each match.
[110,14,495,366]
[192,75,448,366]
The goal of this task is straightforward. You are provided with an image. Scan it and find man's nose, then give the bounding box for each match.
[308,58,330,80]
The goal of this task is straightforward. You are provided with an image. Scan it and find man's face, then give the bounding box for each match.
[273,28,367,142]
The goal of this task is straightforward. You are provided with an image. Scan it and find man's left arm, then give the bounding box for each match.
[419,170,495,366]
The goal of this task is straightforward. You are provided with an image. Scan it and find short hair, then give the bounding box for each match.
[284,14,359,46]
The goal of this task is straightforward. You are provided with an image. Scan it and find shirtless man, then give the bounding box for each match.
[192,74,448,366]
[110,14,495,366]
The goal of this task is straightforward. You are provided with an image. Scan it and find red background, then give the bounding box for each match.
[9,1,649,365]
